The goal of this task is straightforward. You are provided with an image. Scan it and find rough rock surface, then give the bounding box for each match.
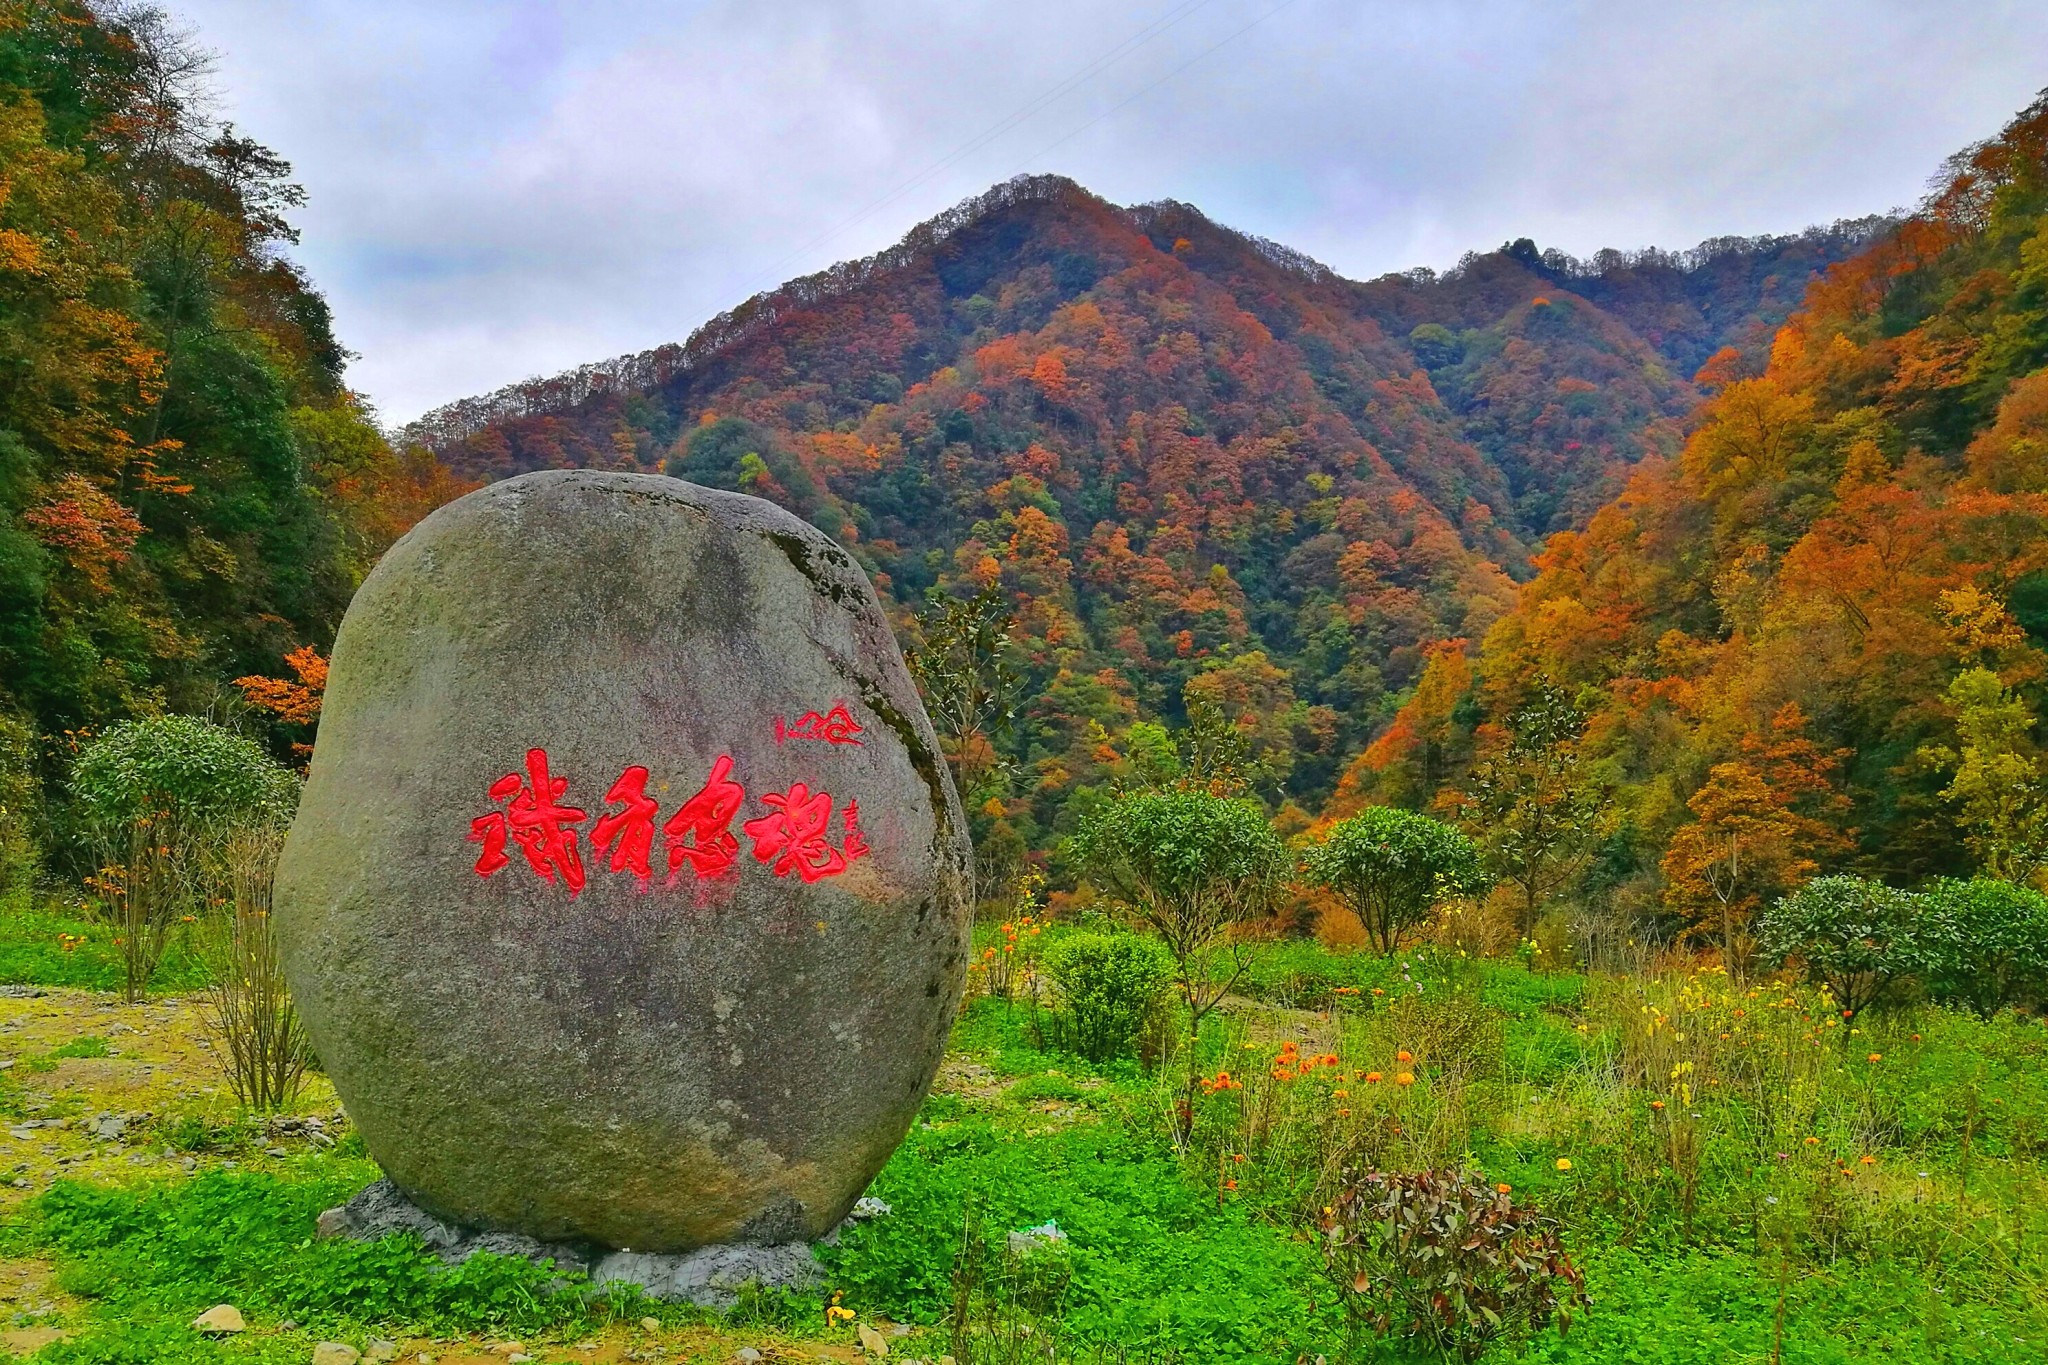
[317,1178,841,1307]
[275,471,971,1253]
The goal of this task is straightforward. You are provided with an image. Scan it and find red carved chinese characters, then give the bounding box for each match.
[665,754,745,881]
[467,778,516,877]
[592,765,659,884]
[472,748,871,892]
[841,799,870,863]
[774,701,864,746]
[744,782,854,882]
[473,748,588,894]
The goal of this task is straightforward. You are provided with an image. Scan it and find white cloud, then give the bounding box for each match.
[168,0,2048,423]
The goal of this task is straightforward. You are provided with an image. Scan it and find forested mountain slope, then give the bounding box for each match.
[1350,90,2048,937]
[403,175,1875,865]
[0,1,466,856]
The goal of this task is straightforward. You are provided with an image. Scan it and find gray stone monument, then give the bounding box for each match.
[275,470,971,1285]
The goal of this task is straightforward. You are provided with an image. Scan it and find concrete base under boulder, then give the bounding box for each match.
[315,1180,885,1308]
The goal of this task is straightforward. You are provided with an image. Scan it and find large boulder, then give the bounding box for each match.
[275,471,972,1252]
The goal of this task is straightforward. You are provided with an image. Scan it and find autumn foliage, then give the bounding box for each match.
[0,2,467,817]
[405,172,1875,881]
[1366,88,2048,929]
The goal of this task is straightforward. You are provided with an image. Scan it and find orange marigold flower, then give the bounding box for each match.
[1804,1137,1821,1146]
[1859,1154,1876,1166]
[1395,1072,1415,1087]
[1396,1050,1413,1063]
[1364,1071,1383,1083]
[1867,1053,1882,1063]
[1496,1183,1511,1194]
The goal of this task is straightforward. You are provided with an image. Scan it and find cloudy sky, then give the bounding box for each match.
[169,0,2048,427]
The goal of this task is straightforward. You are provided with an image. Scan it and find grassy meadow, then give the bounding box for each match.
[0,893,2038,1363]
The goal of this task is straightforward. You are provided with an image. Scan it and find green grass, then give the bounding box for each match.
[1,1163,675,1363]
[1525,1248,2048,1364]
[0,914,2044,1362]
[45,1037,111,1060]
[0,890,210,995]
[825,1036,1343,1362]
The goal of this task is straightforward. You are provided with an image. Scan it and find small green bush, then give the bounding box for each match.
[1299,807,1489,954]
[1919,877,2048,1019]
[1040,931,1171,1064]
[68,715,298,1001]
[68,714,299,834]
[1758,875,1927,1019]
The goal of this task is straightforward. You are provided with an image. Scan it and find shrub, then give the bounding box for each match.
[0,710,37,890]
[1919,877,2048,1019]
[1040,931,1171,1064]
[69,715,298,1001]
[1068,789,1286,1041]
[1321,1167,1582,1361]
[1300,808,1489,954]
[69,714,299,832]
[1757,875,1927,1020]
[202,825,311,1109]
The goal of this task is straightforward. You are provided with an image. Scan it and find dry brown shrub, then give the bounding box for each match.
[1430,891,1519,958]
[201,826,311,1110]
[1314,903,1370,951]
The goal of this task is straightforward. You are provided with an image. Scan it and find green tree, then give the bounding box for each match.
[1458,681,1609,936]
[1301,807,1489,955]
[1176,692,1263,798]
[69,714,297,1000]
[907,585,1018,794]
[1924,666,2048,885]
[1919,877,2048,1019]
[1068,788,1286,1043]
[1757,875,1927,1022]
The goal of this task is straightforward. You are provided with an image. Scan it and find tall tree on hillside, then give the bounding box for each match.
[1662,706,1851,973]
[1455,681,1610,936]
[907,585,1018,793]
[1918,587,2048,886]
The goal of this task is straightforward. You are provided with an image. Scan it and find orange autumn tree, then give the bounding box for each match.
[234,646,328,761]
[1662,706,1851,972]
[1327,639,1472,814]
